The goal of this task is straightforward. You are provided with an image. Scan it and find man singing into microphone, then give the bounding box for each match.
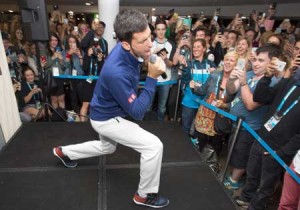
[52,9,169,208]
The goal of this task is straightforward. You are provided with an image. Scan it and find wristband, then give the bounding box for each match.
[240,82,247,86]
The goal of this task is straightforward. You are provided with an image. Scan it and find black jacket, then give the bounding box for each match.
[253,76,300,162]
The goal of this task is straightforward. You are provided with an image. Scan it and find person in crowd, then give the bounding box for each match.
[53,9,169,208]
[234,44,300,210]
[193,26,215,62]
[81,19,108,55]
[78,23,90,41]
[10,27,26,54]
[23,42,39,76]
[236,37,252,71]
[224,44,281,190]
[150,18,175,121]
[213,30,239,67]
[266,33,285,50]
[165,31,192,122]
[178,38,216,136]
[246,29,259,48]
[13,79,32,122]
[278,149,300,210]
[44,32,66,109]
[19,66,44,120]
[291,39,300,79]
[2,31,24,81]
[79,27,108,121]
[63,34,84,113]
[191,51,237,171]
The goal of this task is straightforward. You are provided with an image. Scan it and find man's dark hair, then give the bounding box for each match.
[99,21,106,28]
[114,9,148,43]
[227,30,240,38]
[246,29,258,39]
[193,26,209,37]
[256,43,281,59]
[154,18,167,28]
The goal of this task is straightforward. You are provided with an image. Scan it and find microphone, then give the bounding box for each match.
[149,55,167,79]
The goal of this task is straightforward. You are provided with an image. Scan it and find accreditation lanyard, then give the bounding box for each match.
[89,57,98,76]
[100,38,106,54]
[264,85,300,132]
[27,82,38,101]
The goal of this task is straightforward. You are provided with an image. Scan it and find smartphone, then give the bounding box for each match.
[55,46,61,52]
[40,55,46,63]
[219,27,225,35]
[252,47,258,53]
[237,58,246,70]
[74,26,78,32]
[275,28,282,34]
[276,60,287,72]
[63,18,68,24]
[156,48,168,56]
[213,15,218,22]
[182,33,189,40]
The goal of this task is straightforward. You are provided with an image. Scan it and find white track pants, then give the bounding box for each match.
[62,117,163,195]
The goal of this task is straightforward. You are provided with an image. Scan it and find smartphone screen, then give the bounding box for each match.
[237,58,246,70]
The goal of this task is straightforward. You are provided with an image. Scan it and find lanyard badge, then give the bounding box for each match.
[264,113,282,132]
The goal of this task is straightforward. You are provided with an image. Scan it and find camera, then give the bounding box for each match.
[179,48,187,56]
[92,37,102,56]
[182,34,189,40]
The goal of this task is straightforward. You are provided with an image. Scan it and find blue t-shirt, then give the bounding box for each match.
[230,71,278,130]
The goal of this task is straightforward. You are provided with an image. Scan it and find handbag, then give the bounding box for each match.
[214,113,232,134]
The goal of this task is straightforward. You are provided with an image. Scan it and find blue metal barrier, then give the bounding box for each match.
[54,75,178,86]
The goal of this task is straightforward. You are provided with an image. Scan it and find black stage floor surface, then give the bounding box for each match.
[0,122,237,210]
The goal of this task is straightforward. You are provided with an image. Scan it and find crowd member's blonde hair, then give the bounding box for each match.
[224,50,239,61]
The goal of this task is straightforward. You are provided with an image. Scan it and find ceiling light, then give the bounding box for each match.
[8,10,14,13]
[85,2,94,6]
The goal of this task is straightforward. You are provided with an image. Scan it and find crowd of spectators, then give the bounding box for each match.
[1,4,300,209]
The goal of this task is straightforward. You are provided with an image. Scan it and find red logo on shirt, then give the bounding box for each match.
[128,94,137,103]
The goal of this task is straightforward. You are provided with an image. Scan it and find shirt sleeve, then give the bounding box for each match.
[108,75,157,120]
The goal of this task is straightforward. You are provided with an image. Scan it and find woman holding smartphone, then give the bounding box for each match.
[63,34,84,112]
[191,51,238,172]
[19,66,44,119]
[44,32,66,109]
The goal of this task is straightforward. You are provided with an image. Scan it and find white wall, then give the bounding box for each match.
[0,32,22,144]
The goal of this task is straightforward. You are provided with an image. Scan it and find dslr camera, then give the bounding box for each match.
[92,37,102,57]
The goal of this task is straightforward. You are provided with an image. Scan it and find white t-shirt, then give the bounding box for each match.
[151,39,173,82]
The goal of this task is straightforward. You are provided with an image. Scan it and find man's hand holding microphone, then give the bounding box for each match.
[147,55,167,79]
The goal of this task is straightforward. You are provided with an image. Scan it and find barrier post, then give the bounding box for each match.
[219,117,243,182]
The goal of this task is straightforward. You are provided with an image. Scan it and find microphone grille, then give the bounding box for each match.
[150,55,156,64]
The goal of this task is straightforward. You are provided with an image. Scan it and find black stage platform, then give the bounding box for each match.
[0,122,237,210]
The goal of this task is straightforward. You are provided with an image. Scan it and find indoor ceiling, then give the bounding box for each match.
[1,0,300,7]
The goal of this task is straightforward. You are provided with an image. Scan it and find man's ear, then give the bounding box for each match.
[121,41,131,51]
